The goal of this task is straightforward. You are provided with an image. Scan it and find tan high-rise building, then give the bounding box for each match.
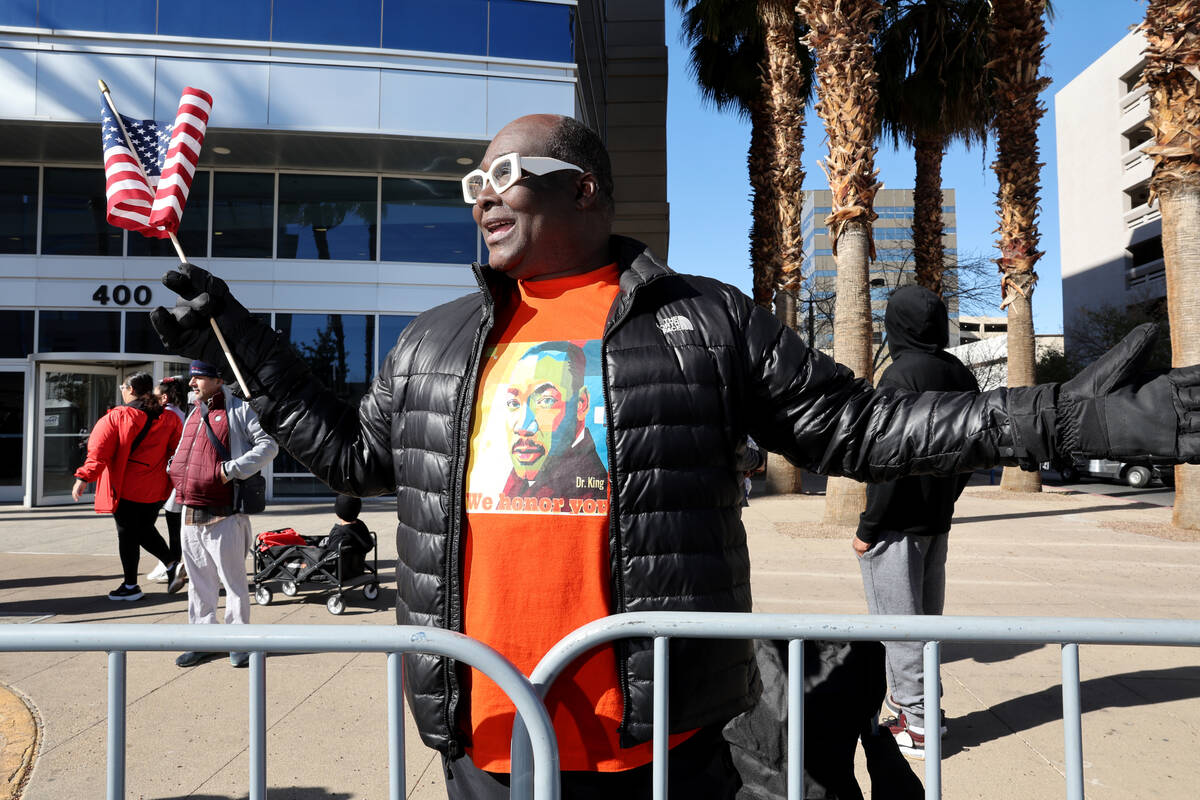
[800,188,959,357]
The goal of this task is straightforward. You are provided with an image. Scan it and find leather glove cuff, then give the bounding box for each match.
[1005,383,1059,468]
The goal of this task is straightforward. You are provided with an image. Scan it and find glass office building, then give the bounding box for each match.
[0,0,667,505]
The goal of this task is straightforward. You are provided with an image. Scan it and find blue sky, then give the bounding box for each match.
[666,0,1148,334]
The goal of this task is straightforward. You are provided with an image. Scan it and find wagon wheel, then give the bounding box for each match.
[327,594,346,615]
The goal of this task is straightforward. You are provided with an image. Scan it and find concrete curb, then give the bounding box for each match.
[0,683,39,800]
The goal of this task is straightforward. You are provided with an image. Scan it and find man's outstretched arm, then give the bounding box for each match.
[741,300,1200,482]
[151,262,397,498]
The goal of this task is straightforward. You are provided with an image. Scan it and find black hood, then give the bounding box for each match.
[884,284,949,356]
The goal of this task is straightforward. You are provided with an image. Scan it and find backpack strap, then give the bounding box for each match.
[128,415,155,455]
[197,401,233,461]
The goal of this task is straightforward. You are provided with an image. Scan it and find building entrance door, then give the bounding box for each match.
[36,364,120,506]
[33,361,176,506]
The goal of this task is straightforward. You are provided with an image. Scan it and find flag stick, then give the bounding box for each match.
[99,79,253,398]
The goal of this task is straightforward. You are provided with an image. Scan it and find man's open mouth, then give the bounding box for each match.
[483,217,515,243]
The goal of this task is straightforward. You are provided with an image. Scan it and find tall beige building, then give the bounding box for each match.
[800,188,959,355]
[1055,30,1162,358]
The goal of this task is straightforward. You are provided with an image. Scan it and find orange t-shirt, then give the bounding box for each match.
[461,264,691,772]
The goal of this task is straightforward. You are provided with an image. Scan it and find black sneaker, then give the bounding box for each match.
[108,584,143,601]
[175,651,220,668]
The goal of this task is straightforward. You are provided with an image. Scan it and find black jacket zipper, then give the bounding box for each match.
[441,264,496,758]
[599,265,662,742]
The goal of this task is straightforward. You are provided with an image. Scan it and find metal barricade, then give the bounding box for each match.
[0,623,561,800]
[509,612,1200,800]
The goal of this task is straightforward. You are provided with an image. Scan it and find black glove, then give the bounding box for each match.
[150,263,295,398]
[1057,323,1200,462]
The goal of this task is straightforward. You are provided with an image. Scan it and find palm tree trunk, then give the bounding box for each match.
[825,220,875,521]
[989,0,1049,494]
[797,0,883,524]
[1159,186,1200,526]
[913,135,946,296]
[762,1,807,300]
[760,0,808,494]
[749,97,779,309]
[999,292,1042,491]
[1141,0,1200,528]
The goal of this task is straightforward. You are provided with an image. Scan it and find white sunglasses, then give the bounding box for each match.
[461,152,584,203]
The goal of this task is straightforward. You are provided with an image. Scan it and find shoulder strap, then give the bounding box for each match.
[128,415,155,455]
[197,402,233,461]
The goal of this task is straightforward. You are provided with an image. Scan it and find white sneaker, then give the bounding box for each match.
[146,561,169,583]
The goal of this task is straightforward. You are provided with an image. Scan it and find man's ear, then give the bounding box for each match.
[577,386,590,420]
[575,173,600,210]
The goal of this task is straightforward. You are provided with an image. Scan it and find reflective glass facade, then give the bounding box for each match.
[1,0,574,61]
[37,310,121,352]
[0,166,477,264]
[380,179,476,264]
[378,315,415,367]
[0,311,35,358]
[278,175,377,261]
[41,168,122,256]
[212,172,274,259]
[0,167,37,255]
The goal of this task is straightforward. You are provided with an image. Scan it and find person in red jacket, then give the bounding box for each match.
[72,372,184,601]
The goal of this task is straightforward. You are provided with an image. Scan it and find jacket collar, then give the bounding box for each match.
[470,235,672,305]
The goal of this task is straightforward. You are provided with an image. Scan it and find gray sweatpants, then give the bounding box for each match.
[181,513,253,626]
[858,530,948,730]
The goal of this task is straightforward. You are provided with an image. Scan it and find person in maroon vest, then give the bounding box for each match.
[169,360,277,669]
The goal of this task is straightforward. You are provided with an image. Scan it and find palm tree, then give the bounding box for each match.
[677,0,813,494]
[675,0,779,308]
[874,0,992,296]
[1139,0,1200,528]
[761,0,811,320]
[796,0,885,525]
[988,0,1049,494]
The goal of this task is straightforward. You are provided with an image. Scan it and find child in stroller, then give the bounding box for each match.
[252,494,380,614]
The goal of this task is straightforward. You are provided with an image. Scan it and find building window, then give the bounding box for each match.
[1121,62,1146,96]
[490,0,575,62]
[272,312,376,496]
[0,1,36,26]
[380,178,477,263]
[0,166,38,255]
[1126,180,1151,211]
[1129,236,1164,268]
[129,171,210,258]
[0,372,24,488]
[37,0,155,35]
[378,314,414,367]
[277,175,377,261]
[124,311,171,355]
[1124,123,1153,152]
[212,172,274,258]
[275,313,376,401]
[158,0,270,40]
[37,310,121,352]
[272,0,382,47]
[41,168,123,256]
[0,311,35,357]
[382,0,487,54]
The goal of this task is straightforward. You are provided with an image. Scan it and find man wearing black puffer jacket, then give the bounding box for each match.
[151,113,1200,798]
[854,285,980,761]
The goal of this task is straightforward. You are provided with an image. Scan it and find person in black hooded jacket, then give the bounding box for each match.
[853,284,980,760]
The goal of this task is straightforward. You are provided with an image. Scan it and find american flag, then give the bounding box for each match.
[101,86,212,238]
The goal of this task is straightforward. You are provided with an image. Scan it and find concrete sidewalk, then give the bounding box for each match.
[1,482,1199,798]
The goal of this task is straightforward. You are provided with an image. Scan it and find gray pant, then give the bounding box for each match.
[858,530,948,730]
[181,513,252,626]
